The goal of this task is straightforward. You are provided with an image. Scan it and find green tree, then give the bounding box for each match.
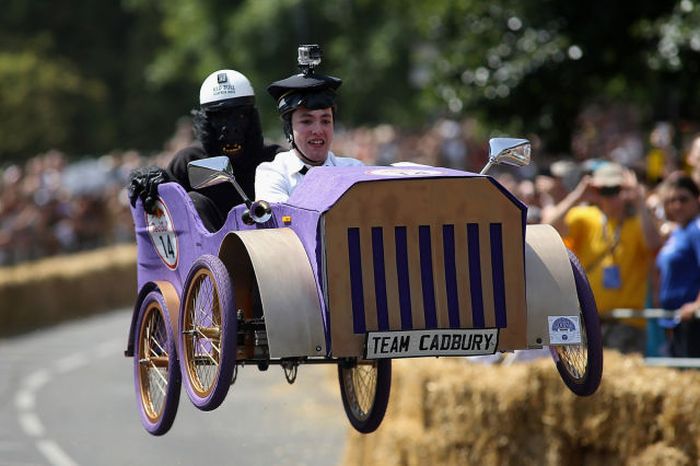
[0,50,105,157]
[0,0,193,160]
[403,0,677,151]
[1,0,697,160]
[128,0,681,153]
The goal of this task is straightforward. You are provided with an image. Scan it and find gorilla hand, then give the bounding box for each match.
[127,167,171,213]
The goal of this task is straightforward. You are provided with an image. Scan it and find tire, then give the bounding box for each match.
[133,291,181,436]
[179,255,237,411]
[338,358,392,433]
[549,250,604,396]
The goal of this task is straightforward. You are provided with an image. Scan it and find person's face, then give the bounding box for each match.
[595,184,625,216]
[663,187,700,226]
[291,106,334,163]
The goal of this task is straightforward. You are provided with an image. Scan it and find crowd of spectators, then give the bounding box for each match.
[0,119,192,266]
[3,106,700,358]
[0,116,490,267]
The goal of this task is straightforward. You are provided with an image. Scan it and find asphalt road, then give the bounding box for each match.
[0,309,348,466]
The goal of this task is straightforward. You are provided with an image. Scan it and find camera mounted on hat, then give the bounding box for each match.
[267,44,342,143]
[297,44,322,76]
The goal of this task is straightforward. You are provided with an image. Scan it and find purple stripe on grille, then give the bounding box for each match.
[347,228,366,333]
[490,223,507,328]
[372,227,389,331]
[467,223,485,328]
[442,224,460,327]
[394,226,413,330]
[419,225,438,329]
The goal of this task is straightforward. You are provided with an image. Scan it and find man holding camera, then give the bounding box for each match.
[255,45,363,203]
[547,162,662,353]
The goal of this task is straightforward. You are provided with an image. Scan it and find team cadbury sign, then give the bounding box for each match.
[365,329,499,359]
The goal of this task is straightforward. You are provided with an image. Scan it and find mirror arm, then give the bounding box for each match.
[479,161,494,175]
[226,175,253,208]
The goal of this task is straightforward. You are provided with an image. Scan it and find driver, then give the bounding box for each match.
[129,69,281,231]
[255,45,363,203]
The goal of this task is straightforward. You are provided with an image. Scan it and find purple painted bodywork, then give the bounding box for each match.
[130,165,527,355]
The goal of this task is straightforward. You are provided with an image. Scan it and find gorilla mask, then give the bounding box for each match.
[193,106,263,161]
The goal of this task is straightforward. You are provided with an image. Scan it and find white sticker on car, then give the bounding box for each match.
[145,198,179,269]
[548,315,582,345]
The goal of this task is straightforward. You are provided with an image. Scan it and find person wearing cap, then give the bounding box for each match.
[546,161,662,354]
[128,69,281,231]
[254,45,363,203]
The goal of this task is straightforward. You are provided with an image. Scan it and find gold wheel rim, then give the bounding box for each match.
[553,313,589,382]
[183,268,222,397]
[138,302,169,421]
[344,361,378,421]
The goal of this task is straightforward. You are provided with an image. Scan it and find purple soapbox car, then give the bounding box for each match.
[124,138,603,435]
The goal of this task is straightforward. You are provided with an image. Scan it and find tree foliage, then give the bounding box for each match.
[1,0,698,161]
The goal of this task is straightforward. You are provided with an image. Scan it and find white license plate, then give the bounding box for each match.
[364,328,499,359]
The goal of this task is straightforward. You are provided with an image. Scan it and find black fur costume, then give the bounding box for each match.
[129,105,280,231]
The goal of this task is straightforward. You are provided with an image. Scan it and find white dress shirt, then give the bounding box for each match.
[255,149,363,202]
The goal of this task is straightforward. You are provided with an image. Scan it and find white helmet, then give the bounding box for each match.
[199,69,255,110]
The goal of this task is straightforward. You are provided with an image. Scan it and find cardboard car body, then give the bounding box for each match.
[124,164,581,361]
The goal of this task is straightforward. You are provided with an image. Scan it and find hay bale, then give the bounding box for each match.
[341,351,700,466]
[0,244,137,335]
[628,443,690,466]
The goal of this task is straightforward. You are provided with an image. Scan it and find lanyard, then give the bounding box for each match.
[600,214,622,262]
[585,214,623,273]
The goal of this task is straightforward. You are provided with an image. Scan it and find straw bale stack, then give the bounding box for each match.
[0,244,137,335]
[341,351,700,466]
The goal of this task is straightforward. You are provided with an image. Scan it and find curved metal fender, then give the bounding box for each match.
[525,224,579,348]
[219,228,326,358]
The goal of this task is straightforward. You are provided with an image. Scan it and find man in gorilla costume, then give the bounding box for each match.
[128,69,280,231]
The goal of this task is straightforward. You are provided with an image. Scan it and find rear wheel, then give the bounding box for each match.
[134,291,181,435]
[338,358,392,433]
[550,250,603,396]
[179,255,237,411]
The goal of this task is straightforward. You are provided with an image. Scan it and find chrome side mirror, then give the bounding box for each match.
[480,138,531,175]
[188,156,234,189]
[188,156,273,225]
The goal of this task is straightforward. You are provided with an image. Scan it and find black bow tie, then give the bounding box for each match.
[299,165,309,175]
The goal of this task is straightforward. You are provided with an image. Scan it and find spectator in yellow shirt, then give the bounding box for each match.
[546,162,662,353]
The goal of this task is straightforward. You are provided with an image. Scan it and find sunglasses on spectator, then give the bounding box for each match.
[598,185,622,197]
[664,194,694,205]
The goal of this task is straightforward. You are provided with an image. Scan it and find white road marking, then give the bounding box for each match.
[54,353,89,374]
[94,340,122,359]
[14,338,123,466]
[18,412,44,437]
[14,391,35,411]
[36,440,78,466]
[23,370,50,392]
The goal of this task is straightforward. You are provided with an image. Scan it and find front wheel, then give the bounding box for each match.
[338,359,392,433]
[179,255,237,411]
[550,250,603,396]
[133,291,181,435]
